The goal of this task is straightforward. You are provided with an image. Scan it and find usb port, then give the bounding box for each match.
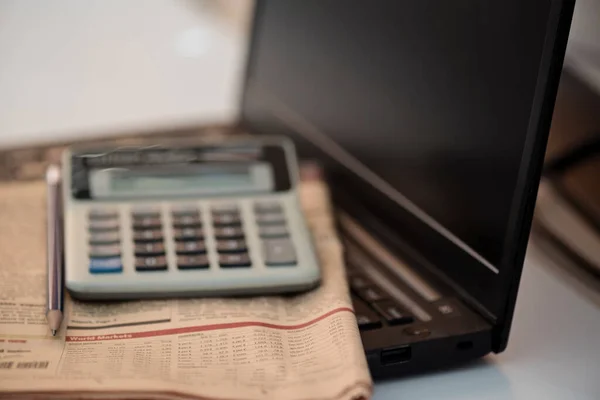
[380,346,412,365]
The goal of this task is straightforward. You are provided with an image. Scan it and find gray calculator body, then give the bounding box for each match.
[62,136,321,300]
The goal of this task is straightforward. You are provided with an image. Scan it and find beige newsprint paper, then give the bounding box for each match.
[0,176,372,400]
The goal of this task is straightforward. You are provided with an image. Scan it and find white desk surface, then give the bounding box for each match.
[0,0,252,148]
[2,2,600,399]
[374,238,600,400]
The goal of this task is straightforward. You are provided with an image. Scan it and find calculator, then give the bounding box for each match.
[62,136,321,300]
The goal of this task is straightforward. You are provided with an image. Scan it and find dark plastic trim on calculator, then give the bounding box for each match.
[69,144,292,200]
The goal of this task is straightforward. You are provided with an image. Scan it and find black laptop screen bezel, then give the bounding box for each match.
[239,0,574,352]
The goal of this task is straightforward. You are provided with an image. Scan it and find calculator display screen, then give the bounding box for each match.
[112,168,252,192]
[89,163,274,199]
[70,144,293,199]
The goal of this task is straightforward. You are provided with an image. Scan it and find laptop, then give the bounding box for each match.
[236,0,575,378]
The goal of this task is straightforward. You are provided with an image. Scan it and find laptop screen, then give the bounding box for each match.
[241,0,572,326]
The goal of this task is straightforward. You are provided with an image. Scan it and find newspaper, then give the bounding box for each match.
[0,170,373,400]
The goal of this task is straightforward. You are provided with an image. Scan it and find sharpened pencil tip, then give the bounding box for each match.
[51,329,57,336]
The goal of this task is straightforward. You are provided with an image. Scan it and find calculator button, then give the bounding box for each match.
[258,225,289,238]
[173,228,204,241]
[135,256,168,271]
[89,231,120,244]
[131,207,161,218]
[89,219,120,232]
[263,238,297,266]
[89,244,121,258]
[175,240,206,255]
[212,214,241,227]
[177,255,210,270]
[254,201,283,214]
[256,213,286,226]
[133,229,164,242]
[219,253,251,268]
[134,242,166,256]
[216,239,247,253]
[132,217,162,229]
[171,206,200,216]
[214,227,245,239]
[211,204,239,214]
[89,257,122,274]
[89,209,118,220]
[172,215,202,228]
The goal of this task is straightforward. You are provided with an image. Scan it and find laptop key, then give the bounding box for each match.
[372,301,414,325]
[352,298,382,330]
[349,275,371,291]
[359,287,388,303]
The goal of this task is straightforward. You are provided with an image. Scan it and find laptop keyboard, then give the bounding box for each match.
[348,270,415,330]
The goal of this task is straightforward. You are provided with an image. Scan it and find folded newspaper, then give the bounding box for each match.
[0,166,373,400]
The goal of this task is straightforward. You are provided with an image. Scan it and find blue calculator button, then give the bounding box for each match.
[89,257,122,274]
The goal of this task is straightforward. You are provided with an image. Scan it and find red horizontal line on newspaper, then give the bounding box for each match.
[66,307,353,342]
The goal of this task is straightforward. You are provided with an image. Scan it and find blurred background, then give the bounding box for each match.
[1,0,600,286]
[0,0,253,147]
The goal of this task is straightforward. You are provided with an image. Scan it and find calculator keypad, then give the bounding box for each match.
[175,240,206,255]
[211,204,239,214]
[178,254,210,270]
[136,255,168,271]
[133,229,164,242]
[258,225,289,239]
[172,215,202,228]
[214,227,244,240]
[254,202,282,214]
[263,238,297,266]
[212,214,242,227]
[89,244,121,258]
[216,239,247,253]
[254,201,297,267]
[88,210,122,274]
[172,207,208,270]
[89,219,120,232]
[134,242,166,256]
[131,208,161,218]
[132,217,162,229]
[87,200,299,275]
[212,207,251,268]
[219,253,252,268]
[89,209,119,220]
[171,205,200,216]
[89,231,120,244]
[255,213,286,226]
[174,228,204,241]
[132,210,167,272]
[89,257,123,274]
